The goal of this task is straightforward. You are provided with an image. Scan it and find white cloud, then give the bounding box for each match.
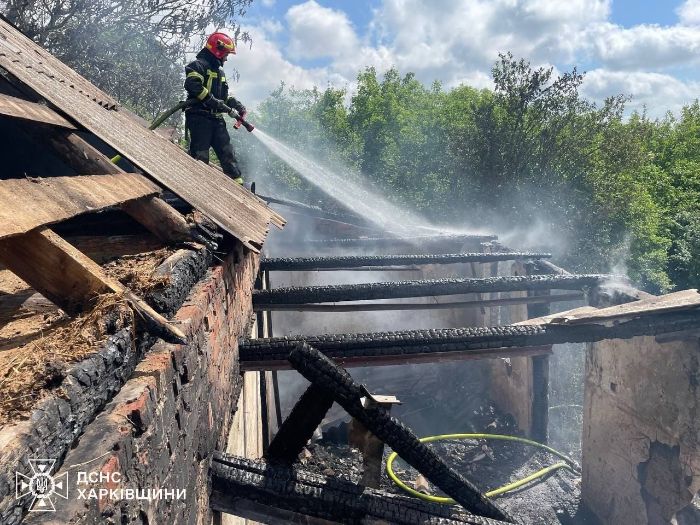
[581,69,700,117]
[230,0,700,115]
[677,0,700,25]
[261,0,276,6]
[368,0,611,87]
[225,26,332,108]
[286,0,359,59]
[585,23,700,70]
[259,18,284,35]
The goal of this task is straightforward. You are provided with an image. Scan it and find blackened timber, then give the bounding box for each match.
[253,274,611,306]
[260,252,553,271]
[257,193,367,223]
[239,310,700,370]
[307,234,497,247]
[286,343,513,522]
[253,293,585,313]
[211,454,508,525]
[527,291,550,443]
[265,384,334,463]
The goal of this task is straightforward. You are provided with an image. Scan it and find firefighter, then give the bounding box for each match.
[184,31,247,184]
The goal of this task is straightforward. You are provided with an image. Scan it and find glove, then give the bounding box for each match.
[233,177,244,185]
[203,95,229,113]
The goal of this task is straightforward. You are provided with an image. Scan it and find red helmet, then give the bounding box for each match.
[206,32,236,59]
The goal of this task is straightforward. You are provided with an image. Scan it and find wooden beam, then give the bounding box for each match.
[0,228,186,343]
[41,129,201,245]
[241,345,553,372]
[286,343,513,522]
[0,92,76,129]
[265,383,334,463]
[211,455,498,525]
[0,174,160,240]
[121,195,197,245]
[253,292,585,312]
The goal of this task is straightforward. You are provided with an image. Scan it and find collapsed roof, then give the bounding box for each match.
[0,17,285,252]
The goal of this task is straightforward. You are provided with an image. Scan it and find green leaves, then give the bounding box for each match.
[250,58,699,293]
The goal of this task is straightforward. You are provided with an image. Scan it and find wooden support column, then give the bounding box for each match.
[349,393,401,488]
[528,293,550,443]
[40,129,199,245]
[0,228,186,344]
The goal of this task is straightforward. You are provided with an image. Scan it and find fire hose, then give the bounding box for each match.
[386,433,579,503]
[110,99,254,164]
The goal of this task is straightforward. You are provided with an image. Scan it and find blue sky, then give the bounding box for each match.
[225,0,700,116]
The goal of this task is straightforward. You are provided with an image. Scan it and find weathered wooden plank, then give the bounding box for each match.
[0,228,185,343]
[0,174,159,240]
[38,129,205,245]
[0,22,285,252]
[549,289,700,325]
[0,92,76,129]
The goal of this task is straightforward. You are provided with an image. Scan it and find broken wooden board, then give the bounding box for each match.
[38,130,202,245]
[0,174,160,240]
[550,289,700,325]
[0,228,185,343]
[0,93,76,129]
[0,19,285,252]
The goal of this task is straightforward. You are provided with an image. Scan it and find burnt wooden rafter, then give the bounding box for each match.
[211,454,509,525]
[265,383,334,463]
[0,228,186,343]
[285,342,513,522]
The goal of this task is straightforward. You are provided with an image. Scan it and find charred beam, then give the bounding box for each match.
[260,252,552,271]
[253,292,585,313]
[240,310,700,371]
[211,454,508,525]
[257,193,367,223]
[307,234,497,247]
[286,343,512,522]
[265,384,334,463]
[253,274,611,306]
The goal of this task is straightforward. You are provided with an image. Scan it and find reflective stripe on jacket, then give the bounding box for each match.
[184,48,244,116]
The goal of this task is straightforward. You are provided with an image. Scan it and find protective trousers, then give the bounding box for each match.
[185,112,242,181]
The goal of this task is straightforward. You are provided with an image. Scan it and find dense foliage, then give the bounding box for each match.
[241,54,700,293]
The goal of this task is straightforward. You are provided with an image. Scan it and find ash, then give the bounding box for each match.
[305,402,599,525]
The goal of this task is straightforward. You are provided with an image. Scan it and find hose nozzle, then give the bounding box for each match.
[229,108,255,133]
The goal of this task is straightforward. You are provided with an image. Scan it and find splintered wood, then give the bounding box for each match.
[0,174,159,240]
[0,228,185,343]
[0,93,77,129]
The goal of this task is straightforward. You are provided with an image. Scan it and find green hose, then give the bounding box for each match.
[386,433,578,503]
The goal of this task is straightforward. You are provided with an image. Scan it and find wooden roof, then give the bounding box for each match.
[0,19,285,252]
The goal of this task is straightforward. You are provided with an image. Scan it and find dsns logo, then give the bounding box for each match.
[16,459,68,512]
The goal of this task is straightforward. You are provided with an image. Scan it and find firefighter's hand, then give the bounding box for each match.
[233,177,244,185]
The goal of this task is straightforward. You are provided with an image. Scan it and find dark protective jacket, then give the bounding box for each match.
[184,48,245,117]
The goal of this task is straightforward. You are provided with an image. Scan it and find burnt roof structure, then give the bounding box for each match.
[0,17,284,252]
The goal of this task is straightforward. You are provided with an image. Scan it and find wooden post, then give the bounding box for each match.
[527,269,550,443]
[348,393,401,488]
[0,228,186,344]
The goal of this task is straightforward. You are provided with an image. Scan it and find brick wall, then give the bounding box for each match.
[21,242,258,525]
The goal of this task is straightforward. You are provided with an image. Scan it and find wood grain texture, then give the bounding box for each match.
[0,20,285,252]
[0,174,159,240]
[0,228,185,342]
[0,93,76,128]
